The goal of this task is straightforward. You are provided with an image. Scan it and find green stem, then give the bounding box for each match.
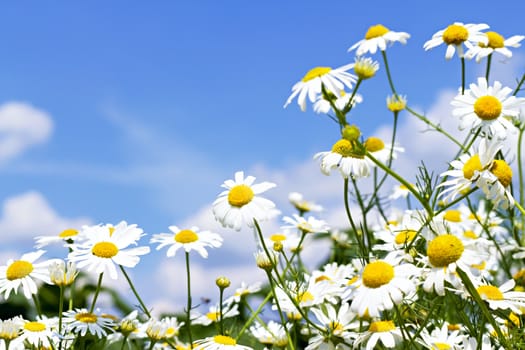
[58,285,65,350]
[120,335,129,350]
[266,271,295,350]
[32,294,42,317]
[235,292,273,340]
[218,288,225,335]
[89,273,104,313]
[184,251,194,346]
[119,265,151,318]
[343,178,366,260]
[513,72,525,96]
[485,53,492,81]
[518,127,525,207]
[461,57,466,94]
[381,50,397,95]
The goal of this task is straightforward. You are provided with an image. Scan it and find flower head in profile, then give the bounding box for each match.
[314,139,370,179]
[249,320,290,348]
[282,214,329,234]
[213,171,277,231]
[349,24,410,56]
[18,318,58,349]
[151,225,222,258]
[34,228,80,249]
[288,192,323,214]
[353,56,379,80]
[284,64,357,112]
[465,30,524,62]
[364,136,404,166]
[0,250,52,299]
[0,316,23,344]
[62,308,115,338]
[353,320,404,350]
[49,260,78,287]
[386,94,407,113]
[194,334,253,350]
[473,279,525,313]
[424,22,489,59]
[452,77,524,139]
[68,221,150,279]
[192,304,239,326]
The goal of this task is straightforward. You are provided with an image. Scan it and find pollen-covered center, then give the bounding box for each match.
[297,291,314,303]
[92,241,119,258]
[302,67,332,82]
[365,24,389,39]
[427,234,464,267]
[474,95,502,121]
[331,139,364,159]
[175,229,199,244]
[443,209,462,222]
[482,31,505,49]
[435,343,452,350]
[362,261,395,288]
[442,24,469,45]
[228,184,254,207]
[24,321,46,332]
[490,160,512,187]
[6,260,34,281]
[75,312,98,323]
[364,137,385,152]
[369,320,395,332]
[214,335,236,346]
[270,233,286,242]
[477,285,504,300]
[462,154,482,180]
[59,228,79,238]
[394,230,417,245]
[206,312,219,321]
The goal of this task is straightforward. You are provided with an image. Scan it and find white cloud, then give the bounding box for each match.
[0,102,53,164]
[0,191,91,244]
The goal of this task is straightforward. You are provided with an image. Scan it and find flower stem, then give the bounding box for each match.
[89,273,104,313]
[266,271,295,350]
[184,251,194,346]
[381,50,397,95]
[485,53,492,81]
[343,178,366,260]
[461,57,466,94]
[32,294,42,317]
[58,285,65,350]
[119,265,151,318]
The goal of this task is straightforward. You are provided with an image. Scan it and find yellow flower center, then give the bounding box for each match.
[387,95,407,112]
[59,228,79,238]
[270,233,286,242]
[394,230,417,245]
[471,261,486,270]
[463,230,478,239]
[228,184,254,207]
[354,59,377,79]
[24,322,46,332]
[364,137,385,152]
[175,229,199,244]
[302,67,332,82]
[490,160,512,187]
[365,24,389,40]
[462,154,482,180]
[214,335,237,345]
[369,320,395,332]
[75,312,98,323]
[329,321,344,332]
[314,275,331,283]
[435,343,452,350]
[362,261,395,288]
[477,285,504,300]
[443,209,462,222]
[474,95,502,121]
[442,24,469,45]
[91,241,119,258]
[206,312,219,321]
[6,260,34,281]
[297,291,315,303]
[508,312,521,327]
[427,234,464,267]
[447,324,461,331]
[481,31,505,49]
[331,139,364,159]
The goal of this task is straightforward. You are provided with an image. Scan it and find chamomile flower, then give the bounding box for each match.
[0,250,52,299]
[424,22,489,59]
[192,304,239,326]
[34,228,80,248]
[386,94,407,113]
[284,64,357,112]
[353,56,380,80]
[194,335,253,350]
[477,161,515,209]
[310,303,358,339]
[264,229,302,253]
[353,320,404,350]
[451,77,524,139]
[465,31,524,62]
[463,335,494,350]
[364,136,403,166]
[0,316,23,343]
[68,222,150,280]
[347,257,419,317]
[274,276,340,313]
[151,225,222,259]
[18,318,57,349]
[314,139,370,179]
[474,279,525,313]
[349,24,410,56]
[282,214,329,234]
[49,260,78,287]
[388,183,412,200]
[226,281,262,304]
[249,321,290,348]
[419,323,463,349]
[312,89,363,115]
[213,171,277,231]
[288,192,323,213]
[62,308,115,338]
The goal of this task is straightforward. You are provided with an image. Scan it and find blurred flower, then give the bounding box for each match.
[151,225,222,258]
[386,94,407,112]
[364,136,404,165]
[192,304,239,326]
[349,24,410,56]
[465,31,524,62]
[49,260,78,287]
[423,22,489,59]
[18,318,58,349]
[388,184,412,200]
[249,320,290,348]
[282,214,329,234]
[474,279,525,313]
[194,335,253,350]
[288,192,323,213]
[34,228,79,249]
[62,308,115,338]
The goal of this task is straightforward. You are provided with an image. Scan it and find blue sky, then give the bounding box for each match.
[0,1,524,313]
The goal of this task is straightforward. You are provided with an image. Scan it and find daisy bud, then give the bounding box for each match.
[49,260,78,287]
[342,124,361,141]
[273,241,283,252]
[215,276,231,289]
[386,95,407,112]
[353,57,379,80]
[255,250,275,271]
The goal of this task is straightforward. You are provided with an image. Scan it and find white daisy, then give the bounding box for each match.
[353,320,404,350]
[288,192,323,213]
[17,318,57,349]
[284,64,357,112]
[477,160,514,209]
[353,56,380,80]
[213,171,277,231]
[364,136,404,166]
[310,302,358,339]
[0,250,53,299]
[264,229,302,253]
[191,303,239,326]
[194,335,253,350]
[62,308,115,338]
[274,276,340,314]
[418,323,463,349]
[312,89,363,115]
[48,260,78,287]
[68,221,150,279]
[249,320,290,348]
[463,335,494,350]
[465,31,525,62]
[151,225,222,259]
[349,24,410,56]
[0,316,23,344]
[34,228,80,248]
[474,279,525,313]
[423,22,489,59]
[314,138,370,179]
[225,281,262,304]
[282,214,329,234]
[388,183,412,200]
[451,77,524,139]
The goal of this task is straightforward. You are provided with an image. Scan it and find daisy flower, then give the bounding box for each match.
[423,22,489,59]
[282,214,329,234]
[151,225,222,258]
[68,221,150,280]
[386,94,407,113]
[451,77,524,139]
[0,250,53,299]
[264,229,302,253]
[225,281,262,304]
[34,228,80,248]
[418,323,463,349]
[274,276,340,313]
[465,31,524,62]
[474,279,525,313]
[374,211,423,262]
[288,192,323,213]
[49,260,78,287]
[213,171,277,231]
[477,161,514,209]
[17,318,57,349]
[310,302,358,339]
[62,308,115,338]
[192,303,239,326]
[349,24,410,56]
[353,320,404,350]
[353,56,380,80]
[0,316,23,344]
[388,183,412,200]
[463,335,494,350]
[364,136,404,166]
[284,64,357,112]
[346,256,419,317]
[249,320,290,348]
[194,335,253,350]
[314,138,370,179]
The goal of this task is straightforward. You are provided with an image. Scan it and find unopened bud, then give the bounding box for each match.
[216,276,231,289]
[342,124,361,141]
